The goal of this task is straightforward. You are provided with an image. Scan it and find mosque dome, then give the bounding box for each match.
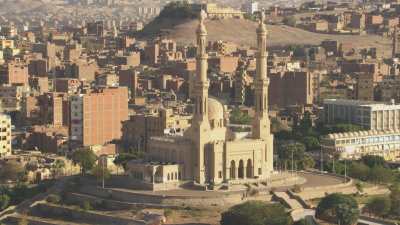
[208,98,224,128]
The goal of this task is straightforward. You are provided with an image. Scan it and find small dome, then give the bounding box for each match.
[208,98,224,125]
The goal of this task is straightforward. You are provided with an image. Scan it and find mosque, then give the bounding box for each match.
[126,10,274,191]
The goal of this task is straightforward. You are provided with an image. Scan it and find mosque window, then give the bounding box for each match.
[218,171,222,178]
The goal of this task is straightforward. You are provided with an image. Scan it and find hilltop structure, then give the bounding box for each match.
[127,10,274,190]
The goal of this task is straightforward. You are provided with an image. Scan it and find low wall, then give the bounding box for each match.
[287,190,311,209]
[78,185,273,208]
[107,176,186,191]
[66,192,182,210]
[297,172,355,201]
[3,216,59,225]
[30,203,146,225]
[359,215,399,225]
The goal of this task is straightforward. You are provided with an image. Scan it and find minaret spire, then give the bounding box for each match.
[253,10,271,139]
[193,9,209,123]
[393,26,398,58]
[189,10,210,185]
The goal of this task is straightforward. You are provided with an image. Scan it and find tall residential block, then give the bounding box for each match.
[70,87,129,146]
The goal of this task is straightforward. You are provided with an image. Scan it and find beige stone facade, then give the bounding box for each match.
[127,11,274,190]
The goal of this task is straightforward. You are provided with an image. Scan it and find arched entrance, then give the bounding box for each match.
[246,159,253,178]
[230,160,236,179]
[238,160,244,179]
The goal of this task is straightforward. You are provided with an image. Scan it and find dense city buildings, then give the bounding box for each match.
[1,0,400,224]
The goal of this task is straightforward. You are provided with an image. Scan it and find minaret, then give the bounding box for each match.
[193,10,209,124]
[393,26,398,58]
[253,10,271,139]
[190,10,210,185]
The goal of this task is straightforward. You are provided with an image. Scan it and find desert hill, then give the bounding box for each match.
[168,19,388,50]
[141,17,391,56]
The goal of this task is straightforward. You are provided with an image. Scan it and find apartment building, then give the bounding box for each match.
[70,87,128,146]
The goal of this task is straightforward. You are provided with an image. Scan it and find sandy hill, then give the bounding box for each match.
[145,18,391,56]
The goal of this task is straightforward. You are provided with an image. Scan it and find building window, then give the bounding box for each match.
[258,168,262,175]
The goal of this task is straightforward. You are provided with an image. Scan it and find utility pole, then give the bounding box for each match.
[344,159,347,183]
[320,147,324,173]
[102,157,105,189]
[291,149,294,175]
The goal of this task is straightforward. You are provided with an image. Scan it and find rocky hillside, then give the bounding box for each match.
[139,3,391,56]
[143,18,390,54]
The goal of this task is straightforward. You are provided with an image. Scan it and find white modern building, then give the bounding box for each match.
[242,1,259,14]
[323,99,400,131]
[322,129,400,162]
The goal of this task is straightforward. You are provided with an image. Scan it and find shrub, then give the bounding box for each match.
[46,194,61,204]
[82,201,92,211]
[292,184,302,193]
[316,193,359,225]
[164,208,173,217]
[365,196,391,217]
[0,194,9,210]
[220,201,292,225]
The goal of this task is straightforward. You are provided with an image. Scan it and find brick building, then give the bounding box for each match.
[0,61,29,86]
[70,87,129,146]
[269,71,314,108]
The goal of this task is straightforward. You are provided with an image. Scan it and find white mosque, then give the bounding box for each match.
[127,10,274,191]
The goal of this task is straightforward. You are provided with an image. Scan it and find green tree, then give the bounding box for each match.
[52,159,66,178]
[220,201,292,225]
[368,166,394,184]
[365,196,391,217]
[271,117,287,133]
[0,194,10,210]
[390,184,400,217]
[229,108,252,125]
[361,155,386,168]
[113,152,143,170]
[349,162,370,181]
[298,154,315,170]
[277,141,306,171]
[302,136,320,151]
[316,193,359,225]
[72,149,97,175]
[0,161,25,182]
[91,164,111,182]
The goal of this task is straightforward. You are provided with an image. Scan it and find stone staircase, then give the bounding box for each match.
[273,191,306,221]
[273,191,303,210]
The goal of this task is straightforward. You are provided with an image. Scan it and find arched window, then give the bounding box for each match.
[230,160,236,179]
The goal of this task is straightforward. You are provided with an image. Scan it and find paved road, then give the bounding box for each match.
[275,171,345,191]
